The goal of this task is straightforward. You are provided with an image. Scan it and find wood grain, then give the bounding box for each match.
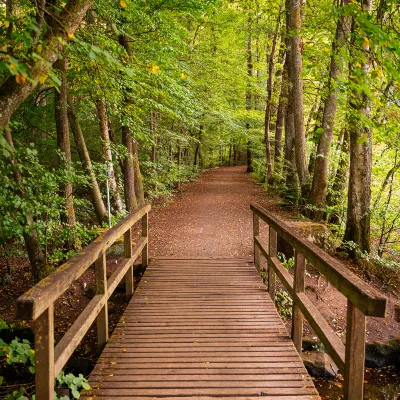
[81,259,320,399]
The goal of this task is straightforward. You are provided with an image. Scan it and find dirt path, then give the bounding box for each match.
[149,166,271,259]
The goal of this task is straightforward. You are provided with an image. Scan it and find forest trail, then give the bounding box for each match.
[150,166,270,259]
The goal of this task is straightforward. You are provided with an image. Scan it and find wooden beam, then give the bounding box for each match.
[250,204,386,317]
[268,227,277,301]
[253,214,260,274]
[34,305,54,400]
[343,301,366,400]
[54,295,105,375]
[95,250,108,351]
[124,227,134,300]
[292,251,305,353]
[142,212,149,268]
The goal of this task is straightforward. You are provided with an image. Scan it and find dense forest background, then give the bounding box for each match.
[1,0,400,287]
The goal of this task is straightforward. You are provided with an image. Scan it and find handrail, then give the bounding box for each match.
[250,203,387,400]
[251,204,386,317]
[16,204,151,399]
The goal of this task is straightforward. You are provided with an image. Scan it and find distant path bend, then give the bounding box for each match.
[150,166,269,259]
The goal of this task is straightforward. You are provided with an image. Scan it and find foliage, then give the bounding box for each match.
[275,288,293,320]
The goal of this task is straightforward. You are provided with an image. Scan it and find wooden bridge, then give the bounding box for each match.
[16,204,387,400]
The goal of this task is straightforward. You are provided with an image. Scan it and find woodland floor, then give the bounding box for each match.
[0,165,399,398]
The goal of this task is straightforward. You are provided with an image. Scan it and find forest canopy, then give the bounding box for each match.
[1,0,400,284]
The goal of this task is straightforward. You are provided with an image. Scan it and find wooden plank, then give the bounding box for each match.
[253,213,261,273]
[83,259,320,399]
[343,300,366,400]
[34,305,54,400]
[142,212,149,267]
[16,204,151,320]
[292,250,305,353]
[95,250,108,351]
[250,204,387,317]
[124,227,134,299]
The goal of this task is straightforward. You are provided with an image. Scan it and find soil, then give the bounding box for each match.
[1,165,399,398]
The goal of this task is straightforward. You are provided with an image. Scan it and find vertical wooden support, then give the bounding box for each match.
[291,250,305,352]
[124,227,134,300]
[253,213,260,274]
[35,305,54,400]
[142,212,149,267]
[95,250,108,350]
[344,301,366,400]
[268,227,277,300]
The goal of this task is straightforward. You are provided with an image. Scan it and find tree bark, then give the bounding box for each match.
[287,0,309,198]
[343,0,373,255]
[118,34,138,212]
[264,9,281,183]
[54,56,76,229]
[3,127,48,282]
[133,140,145,207]
[96,99,124,214]
[309,0,350,220]
[0,0,94,129]
[67,94,107,223]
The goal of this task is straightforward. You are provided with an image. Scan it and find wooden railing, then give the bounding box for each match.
[16,204,151,399]
[250,204,387,400]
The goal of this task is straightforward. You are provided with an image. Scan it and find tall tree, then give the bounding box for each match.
[67,94,107,223]
[287,0,309,198]
[343,0,373,255]
[54,56,76,230]
[308,0,351,220]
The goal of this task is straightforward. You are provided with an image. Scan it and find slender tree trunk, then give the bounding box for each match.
[287,0,309,198]
[67,95,107,223]
[4,127,48,282]
[273,47,287,178]
[193,125,202,169]
[283,11,297,192]
[246,13,254,173]
[133,140,145,207]
[343,0,373,255]
[119,34,138,212]
[150,111,157,163]
[54,56,76,229]
[96,99,124,214]
[264,9,281,183]
[326,128,349,224]
[309,0,350,220]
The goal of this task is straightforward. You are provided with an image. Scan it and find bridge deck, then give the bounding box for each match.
[82,258,320,399]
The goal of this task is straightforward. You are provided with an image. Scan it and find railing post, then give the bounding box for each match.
[291,250,305,352]
[268,227,277,300]
[95,250,108,351]
[344,300,366,400]
[142,211,149,267]
[124,227,134,300]
[253,213,260,274]
[34,305,54,400]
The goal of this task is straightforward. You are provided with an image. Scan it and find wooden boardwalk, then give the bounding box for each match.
[82,258,320,399]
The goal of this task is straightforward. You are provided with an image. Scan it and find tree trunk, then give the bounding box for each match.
[4,127,49,282]
[119,34,138,212]
[309,0,350,220]
[0,0,94,129]
[67,94,107,223]
[150,111,157,163]
[96,99,124,214]
[193,125,202,169]
[287,0,309,198]
[343,0,373,255]
[264,9,282,183]
[133,140,145,207]
[273,47,287,177]
[54,56,76,230]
